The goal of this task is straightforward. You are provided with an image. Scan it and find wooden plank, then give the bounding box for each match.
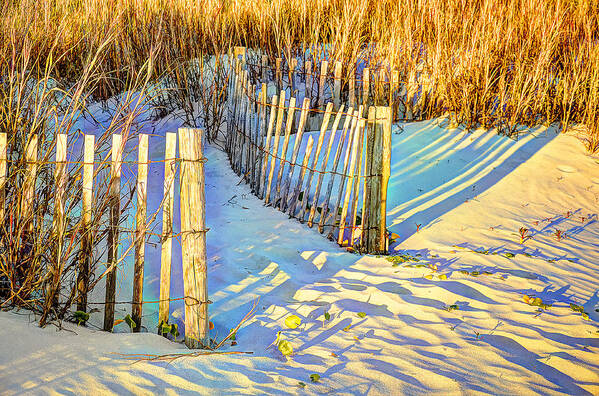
[349,68,356,109]
[287,135,314,217]
[305,60,312,102]
[290,58,298,94]
[40,133,67,326]
[318,107,353,233]
[132,134,149,332]
[258,94,279,199]
[276,57,282,91]
[361,106,376,251]
[362,67,370,114]
[158,132,177,331]
[327,108,360,241]
[261,54,268,83]
[103,134,122,332]
[77,134,94,312]
[391,70,400,122]
[318,60,328,109]
[251,86,265,190]
[264,91,286,205]
[379,106,392,252]
[363,106,392,254]
[307,105,345,227]
[333,61,342,110]
[298,102,334,221]
[280,98,310,213]
[337,114,362,246]
[0,133,6,223]
[21,135,38,230]
[350,118,366,247]
[274,96,296,209]
[179,128,208,348]
[254,84,268,194]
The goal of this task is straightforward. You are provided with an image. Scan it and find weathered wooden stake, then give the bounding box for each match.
[288,135,314,217]
[362,68,370,114]
[307,105,345,227]
[259,95,279,199]
[280,98,310,213]
[349,68,356,109]
[179,128,208,348]
[333,61,342,110]
[298,102,334,221]
[318,60,328,109]
[77,134,94,312]
[103,134,122,332]
[21,135,38,231]
[132,134,148,332]
[338,114,362,246]
[158,132,177,330]
[0,133,6,223]
[276,57,283,91]
[274,97,296,208]
[264,91,286,205]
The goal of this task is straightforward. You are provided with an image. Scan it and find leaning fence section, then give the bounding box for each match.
[0,128,208,349]
[225,47,392,254]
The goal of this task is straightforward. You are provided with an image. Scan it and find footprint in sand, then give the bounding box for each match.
[557,165,577,173]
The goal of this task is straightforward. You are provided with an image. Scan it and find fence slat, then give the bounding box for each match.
[255,84,268,194]
[104,134,122,332]
[307,105,345,227]
[132,134,148,332]
[349,68,356,109]
[288,135,314,217]
[391,70,399,122]
[0,133,6,223]
[40,134,67,326]
[276,57,282,91]
[350,118,366,246]
[264,91,286,205]
[258,94,279,199]
[318,60,328,109]
[158,132,177,331]
[21,135,38,231]
[305,60,312,102]
[333,61,342,110]
[362,67,370,114]
[337,114,362,246]
[298,102,334,221]
[363,107,391,253]
[318,107,353,233]
[280,98,310,213]
[328,108,360,241]
[77,134,94,312]
[179,128,208,348]
[274,97,296,208]
[261,54,268,83]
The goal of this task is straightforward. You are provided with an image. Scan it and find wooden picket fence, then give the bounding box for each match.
[226,47,392,254]
[0,128,208,348]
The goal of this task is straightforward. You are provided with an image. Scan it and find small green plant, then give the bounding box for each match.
[554,229,566,241]
[523,295,551,310]
[310,374,320,382]
[445,304,459,312]
[73,311,90,326]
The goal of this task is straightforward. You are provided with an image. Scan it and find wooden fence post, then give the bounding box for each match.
[333,61,342,110]
[264,91,286,205]
[362,106,391,254]
[21,135,38,231]
[259,95,278,199]
[103,134,122,332]
[298,102,334,221]
[132,134,148,332]
[280,98,310,213]
[391,70,399,121]
[305,60,312,102]
[362,68,370,115]
[158,132,177,331]
[338,113,362,246]
[276,57,283,91]
[318,107,353,233]
[349,68,356,109]
[261,55,268,83]
[318,60,328,109]
[179,128,208,349]
[288,135,314,216]
[307,105,345,227]
[274,97,296,208]
[77,134,94,312]
[0,133,6,223]
[40,134,67,326]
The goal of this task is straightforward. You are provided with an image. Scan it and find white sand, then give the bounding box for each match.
[1,118,598,395]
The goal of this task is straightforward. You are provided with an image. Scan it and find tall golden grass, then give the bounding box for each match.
[0,0,598,324]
